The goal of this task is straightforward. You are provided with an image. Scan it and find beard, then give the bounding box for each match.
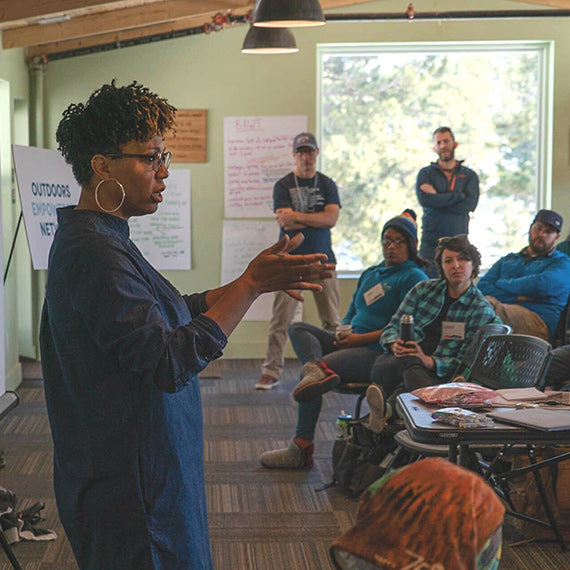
[438,149,455,163]
[529,237,554,256]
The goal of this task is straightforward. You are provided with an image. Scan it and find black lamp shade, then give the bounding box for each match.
[241,26,298,54]
[253,0,326,28]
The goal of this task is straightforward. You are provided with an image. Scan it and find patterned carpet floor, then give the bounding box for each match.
[0,358,568,569]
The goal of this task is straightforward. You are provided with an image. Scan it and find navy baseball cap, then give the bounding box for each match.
[533,209,563,232]
[293,132,318,151]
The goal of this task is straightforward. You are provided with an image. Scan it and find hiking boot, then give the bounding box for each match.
[365,384,391,433]
[293,361,340,402]
[260,439,314,469]
[255,374,279,390]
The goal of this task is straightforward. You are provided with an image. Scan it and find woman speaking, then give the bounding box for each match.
[39,80,332,569]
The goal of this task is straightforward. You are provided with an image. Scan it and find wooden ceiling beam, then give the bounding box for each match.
[0,1,124,24]
[2,0,252,49]
[11,0,374,53]
[26,7,252,60]
[22,0,563,59]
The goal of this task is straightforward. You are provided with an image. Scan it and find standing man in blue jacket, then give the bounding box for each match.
[478,209,570,341]
[416,127,479,277]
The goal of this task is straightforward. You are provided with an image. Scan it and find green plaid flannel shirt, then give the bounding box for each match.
[380,279,501,379]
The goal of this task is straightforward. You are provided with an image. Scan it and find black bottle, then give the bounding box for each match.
[400,314,415,343]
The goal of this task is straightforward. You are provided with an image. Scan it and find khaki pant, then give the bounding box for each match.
[261,272,340,379]
[485,296,549,341]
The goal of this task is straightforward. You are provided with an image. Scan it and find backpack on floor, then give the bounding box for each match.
[331,419,399,499]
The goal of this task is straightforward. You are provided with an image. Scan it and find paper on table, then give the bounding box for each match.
[495,388,548,401]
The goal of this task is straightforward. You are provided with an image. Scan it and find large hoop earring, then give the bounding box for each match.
[95,178,126,214]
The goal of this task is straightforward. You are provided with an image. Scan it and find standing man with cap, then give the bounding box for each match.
[478,209,570,341]
[255,132,342,389]
[416,127,479,276]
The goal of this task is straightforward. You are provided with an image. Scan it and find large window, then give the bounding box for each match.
[317,42,552,272]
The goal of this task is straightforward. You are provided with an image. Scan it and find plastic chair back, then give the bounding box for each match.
[470,334,552,390]
[453,323,512,379]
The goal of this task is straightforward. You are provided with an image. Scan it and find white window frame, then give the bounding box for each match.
[316,41,554,276]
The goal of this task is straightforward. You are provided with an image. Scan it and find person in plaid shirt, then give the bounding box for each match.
[370,235,501,405]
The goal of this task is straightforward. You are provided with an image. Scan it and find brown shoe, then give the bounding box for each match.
[293,361,340,402]
[255,374,279,390]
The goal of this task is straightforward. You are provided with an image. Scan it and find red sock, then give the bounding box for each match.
[294,437,312,449]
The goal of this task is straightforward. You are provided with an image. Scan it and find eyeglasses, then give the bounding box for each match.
[294,148,316,156]
[107,150,172,172]
[382,237,406,247]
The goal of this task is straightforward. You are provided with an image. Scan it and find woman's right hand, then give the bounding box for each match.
[204,234,334,338]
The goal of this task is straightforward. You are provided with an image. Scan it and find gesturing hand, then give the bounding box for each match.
[244,233,334,295]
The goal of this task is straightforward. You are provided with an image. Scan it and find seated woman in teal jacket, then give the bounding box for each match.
[260,211,428,470]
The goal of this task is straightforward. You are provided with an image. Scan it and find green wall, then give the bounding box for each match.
[26,0,570,359]
[0,45,29,388]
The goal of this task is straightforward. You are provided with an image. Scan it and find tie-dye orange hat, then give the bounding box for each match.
[330,457,505,570]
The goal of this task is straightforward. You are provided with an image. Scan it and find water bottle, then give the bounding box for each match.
[400,314,415,343]
[336,411,353,439]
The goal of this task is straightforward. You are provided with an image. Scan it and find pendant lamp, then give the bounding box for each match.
[241,26,298,54]
[253,0,325,28]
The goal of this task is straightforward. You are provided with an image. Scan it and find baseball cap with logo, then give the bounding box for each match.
[532,209,563,233]
[293,132,318,151]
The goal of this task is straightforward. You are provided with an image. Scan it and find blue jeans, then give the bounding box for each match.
[289,322,380,440]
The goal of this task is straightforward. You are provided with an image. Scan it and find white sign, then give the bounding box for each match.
[130,169,191,270]
[224,115,307,218]
[12,145,81,270]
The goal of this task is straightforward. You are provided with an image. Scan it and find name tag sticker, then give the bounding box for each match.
[442,321,465,340]
[364,283,385,306]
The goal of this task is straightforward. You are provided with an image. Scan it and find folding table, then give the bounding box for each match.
[396,392,570,550]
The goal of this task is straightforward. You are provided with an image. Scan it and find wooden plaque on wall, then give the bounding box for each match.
[167,109,207,163]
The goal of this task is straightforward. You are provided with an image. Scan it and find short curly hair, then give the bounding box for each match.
[56,80,177,186]
[434,234,482,279]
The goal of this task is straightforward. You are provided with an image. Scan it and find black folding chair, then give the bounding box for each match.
[455,335,568,548]
[469,333,552,390]
[453,323,512,380]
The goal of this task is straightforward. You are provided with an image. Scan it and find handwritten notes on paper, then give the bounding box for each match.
[224,115,307,218]
[222,220,278,321]
[130,169,191,270]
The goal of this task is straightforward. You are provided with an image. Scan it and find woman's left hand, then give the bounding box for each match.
[334,333,365,349]
[392,340,435,370]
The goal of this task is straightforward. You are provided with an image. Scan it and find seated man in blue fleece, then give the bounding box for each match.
[478,209,570,341]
